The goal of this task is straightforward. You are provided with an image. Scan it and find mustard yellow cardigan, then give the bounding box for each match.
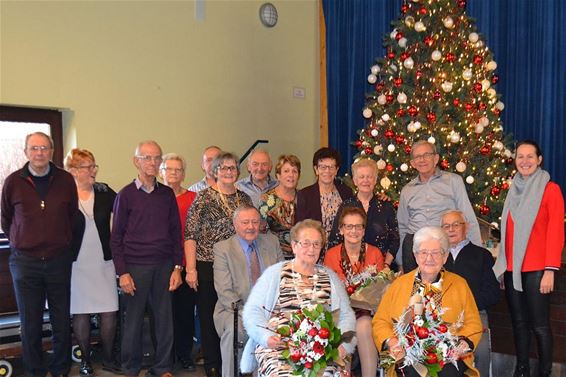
[372,270,482,377]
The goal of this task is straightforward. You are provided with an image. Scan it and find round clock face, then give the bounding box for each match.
[259,3,278,27]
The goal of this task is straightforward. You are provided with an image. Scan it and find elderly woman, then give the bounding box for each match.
[493,140,564,377]
[241,219,356,376]
[159,153,197,371]
[324,207,384,377]
[259,154,301,259]
[65,149,119,376]
[328,158,399,267]
[296,148,353,259]
[184,152,252,377]
[372,226,482,377]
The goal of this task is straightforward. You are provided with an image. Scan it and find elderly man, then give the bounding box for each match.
[441,210,500,377]
[236,149,278,207]
[397,140,481,272]
[188,145,222,192]
[213,204,283,377]
[111,141,183,377]
[1,132,77,377]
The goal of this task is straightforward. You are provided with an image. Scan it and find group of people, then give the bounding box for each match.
[0,132,563,377]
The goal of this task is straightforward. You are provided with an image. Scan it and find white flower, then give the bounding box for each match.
[266,195,275,207]
[415,318,424,327]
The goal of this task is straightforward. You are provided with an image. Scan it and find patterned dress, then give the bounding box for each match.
[254,262,343,377]
[259,189,296,259]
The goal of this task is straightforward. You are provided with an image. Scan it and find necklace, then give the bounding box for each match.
[78,192,94,219]
[291,260,319,305]
[217,188,240,217]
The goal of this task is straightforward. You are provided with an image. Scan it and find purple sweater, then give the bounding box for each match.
[111,180,182,276]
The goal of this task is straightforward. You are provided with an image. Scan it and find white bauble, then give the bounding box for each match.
[377,159,387,170]
[462,69,473,81]
[398,37,408,48]
[370,128,379,137]
[503,149,512,158]
[479,116,489,126]
[362,108,373,118]
[486,61,497,71]
[397,92,408,104]
[477,40,484,48]
[403,57,415,69]
[474,124,484,134]
[495,101,505,110]
[373,144,383,155]
[389,64,398,72]
[481,79,491,91]
[456,161,467,173]
[431,50,442,61]
[468,32,479,43]
[381,114,390,121]
[414,121,422,130]
[380,177,391,190]
[390,29,398,40]
[493,141,504,150]
[405,16,415,27]
[450,132,461,143]
[427,136,436,144]
[387,144,396,152]
[441,81,453,93]
[414,21,426,32]
[407,122,416,133]
[378,94,387,105]
[466,176,475,184]
[443,16,454,29]
[371,65,380,75]
[487,88,496,98]
[400,163,409,172]
[368,74,377,84]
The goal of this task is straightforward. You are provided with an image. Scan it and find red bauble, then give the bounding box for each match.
[433,91,441,100]
[387,51,395,60]
[400,52,409,61]
[446,52,456,62]
[453,98,460,106]
[419,7,427,15]
[386,164,394,172]
[395,31,404,41]
[426,353,438,365]
[473,55,484,65]
[479,204,490,216]
[355,140,363,149]
[502,182,510,190]
[401,4,409,13]
[404,145,412,154]
[426,112,437,122]
[440,159,449,169]
[505,158,514,165]
[416,327,429,339]
[375,82,385,91]
[493,108,501,116]
[480,145,491,155]
[491,186,501,196]
[364,147,373,155]
[473,82,483,93]
[384,129,395,138]
[416,70,423,79]
[458,0,467,8]
[393,77,403,87]
[478,102,487,110]
[491,74,499,84]
[396,108,406,117]
[408,105,419,117]
[393,200,399,209]
[424,35,434,47]
[386,94,394,103]
[465,102,474,112]
[396,135,405,144]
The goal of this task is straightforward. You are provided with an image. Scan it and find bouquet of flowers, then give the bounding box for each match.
[379,284,468,377]
[346,265,396,313]
[276,303,351,377]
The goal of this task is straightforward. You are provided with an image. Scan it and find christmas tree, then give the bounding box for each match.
[353,0,515,225]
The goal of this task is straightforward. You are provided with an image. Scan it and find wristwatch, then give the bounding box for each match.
[174,265,184,271]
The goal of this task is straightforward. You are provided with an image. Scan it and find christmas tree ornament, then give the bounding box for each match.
[414,21,426,32]
[401,4,409,13]
[377,159,387,170]
[466,176,475,184]
[491,74,499,84]
[384,129,395,138]
[393,77,403,87]
[407,122,416,133]
[387,51,395,60]
[390,29,399,39]
[452,98,460,106]
[462,69,473,81]
[495,101,505,111]
[364,147,373,155]
[424,35,434,46]
[487,88,496,98]
[478,102,487,110]
[363,108,373,118]
[387,144,396,152]
[479,204,490,216]
[396,134,405,144]
[355,140,363,149]
[427,136,436,144]
[456,161,467,172]
[373,144,383,155]
[399,37,408,48]
[441,81,453,92]
[389,64,398,72]
[386,94,395,103]
[474,124,484,134]
[408,106,419,117]
[416,70,423,79]
[481,79,491,91]
[382,113,391,121]
[378,94,387,105]
[473,82,483,93]
[386,163,394,172]
[413,121,422,130]
[396,108,406,117]
[464,102,474,112]
[446,52,456,62]
[473,55,483,65]
[493,141,504,150]
[479,116,489,126]
[449,131,461,143]
[397,92,408,104]
[490,186,501,196]
[426,112,437,122]
[480,145,491,155]
[503,149,512,158]
[505,157,514,165]
[403,57,415,69]
[395,31,404,41]
[405,16,415,28]
[486,61,497,70]
[443,16,454,29]
[502,182,510,190]
[400,163,409,172]
[380,177,391,189]
[371,65,380,75]
[433,91,441,100]
[468,32,479,43]
[440,159,449,169]
[431,50,442,61]
[404,145,412,154]
[419,7,427,15]
[368,74,377,84]
[370,129,379,137]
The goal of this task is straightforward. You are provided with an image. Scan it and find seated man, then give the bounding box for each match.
[441,210,500,377]
[213,204,283,377]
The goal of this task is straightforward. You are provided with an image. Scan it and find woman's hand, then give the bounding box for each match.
[454,339,472,358]
[267,335,284,349]
[388,337,405,361]
[540,270,555,294]
[338,344,347,360]
[185,269,198,291]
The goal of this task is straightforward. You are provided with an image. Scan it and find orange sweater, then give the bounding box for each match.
[323,243,384,282]
[505,182,564,271]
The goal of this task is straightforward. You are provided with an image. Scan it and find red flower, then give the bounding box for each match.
[438,324,448,333]
[290,350,302,363]
[416,327,429,339]
[308,328,318,337]
[318,327,330,339]
[426,352,438,364]
[313,341,325,354]
[305,361,313,369]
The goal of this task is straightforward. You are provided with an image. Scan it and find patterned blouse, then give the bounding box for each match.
[184,187,252,262]
[320,190,343,240]
[258,189,296,259]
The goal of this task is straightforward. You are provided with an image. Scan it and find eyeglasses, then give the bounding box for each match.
[136,155,162,162]
[441,222,465,230]
[317,164,337,171]
[27,145,52,152]
[341,224,365,231]
[162,167,183,174]
[239,219,261,226]
[219,166,238,172]
[415,249,445,259]
[77,164,99,170]
[411,152,436,161]
[294,239,323,249]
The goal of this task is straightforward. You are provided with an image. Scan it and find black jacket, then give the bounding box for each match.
[296,180,354,223]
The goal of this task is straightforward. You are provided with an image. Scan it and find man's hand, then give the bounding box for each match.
[186,269,198,291]
[119,273,136,296]
[169,269,182,291]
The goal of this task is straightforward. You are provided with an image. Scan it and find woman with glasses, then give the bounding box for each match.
[324,207,384,377]
[241,219,356,376]
[328,159,399,269]
[372,226,482,377]
[493,140,564,377]
[184,152,252,377]
[259,154,301,259]
[65,149,120,376]
[296,148,353,259]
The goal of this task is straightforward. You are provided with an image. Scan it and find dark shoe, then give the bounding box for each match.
[180,358,196,371]
[206,367,220,377]
[79,361,94,376]
[513,364,530,377]
[101,360,123,374]
[195,348,204,365]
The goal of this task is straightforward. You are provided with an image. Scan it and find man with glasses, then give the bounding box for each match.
[1,132,77,377]
[213,204,283,377]
[236,149,278,207]
[441,210,499,377]
[111,140,183,377]
[397,140,481,272]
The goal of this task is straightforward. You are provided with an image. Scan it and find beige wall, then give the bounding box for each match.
[0,0,320,188]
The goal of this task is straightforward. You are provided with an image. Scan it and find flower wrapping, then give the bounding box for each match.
[346,266,396,313]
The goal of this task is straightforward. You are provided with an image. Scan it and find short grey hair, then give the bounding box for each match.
[160,153,186,171]
[441,210,467,223]
[232,203,260,222]
[25,132,54,149]
[211,152,240,180]
[134,140,162,156]
[412,226,449,254]
[410,140,437,158]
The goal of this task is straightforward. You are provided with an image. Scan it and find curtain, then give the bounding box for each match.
[323,0,566,190]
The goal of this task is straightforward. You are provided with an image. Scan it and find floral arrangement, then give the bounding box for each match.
[379,280,468,377]
[276,304,348,377]
[346,266,396,312]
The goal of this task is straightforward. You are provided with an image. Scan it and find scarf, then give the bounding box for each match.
[493,168,549,291]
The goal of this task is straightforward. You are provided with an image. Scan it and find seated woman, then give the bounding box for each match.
[372,227,482,377]
[324,206,384,377]
[259,154,301,259]
[240,219,357,376]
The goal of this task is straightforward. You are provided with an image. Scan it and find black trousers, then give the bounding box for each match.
[173,270,196,362]
[9,249,72,377]
[397,360,468,376]
[504,271,553,375]
[196,261,222,373]
[401,233,417,273]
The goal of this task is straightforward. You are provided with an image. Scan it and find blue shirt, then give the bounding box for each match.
[236,175,278,208]
[237,236,264,285]
[449,239,470,261]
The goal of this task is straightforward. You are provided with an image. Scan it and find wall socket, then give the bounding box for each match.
[293,87,306,99]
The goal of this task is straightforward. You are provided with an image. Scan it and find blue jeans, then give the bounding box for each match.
[9,249,72,377]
